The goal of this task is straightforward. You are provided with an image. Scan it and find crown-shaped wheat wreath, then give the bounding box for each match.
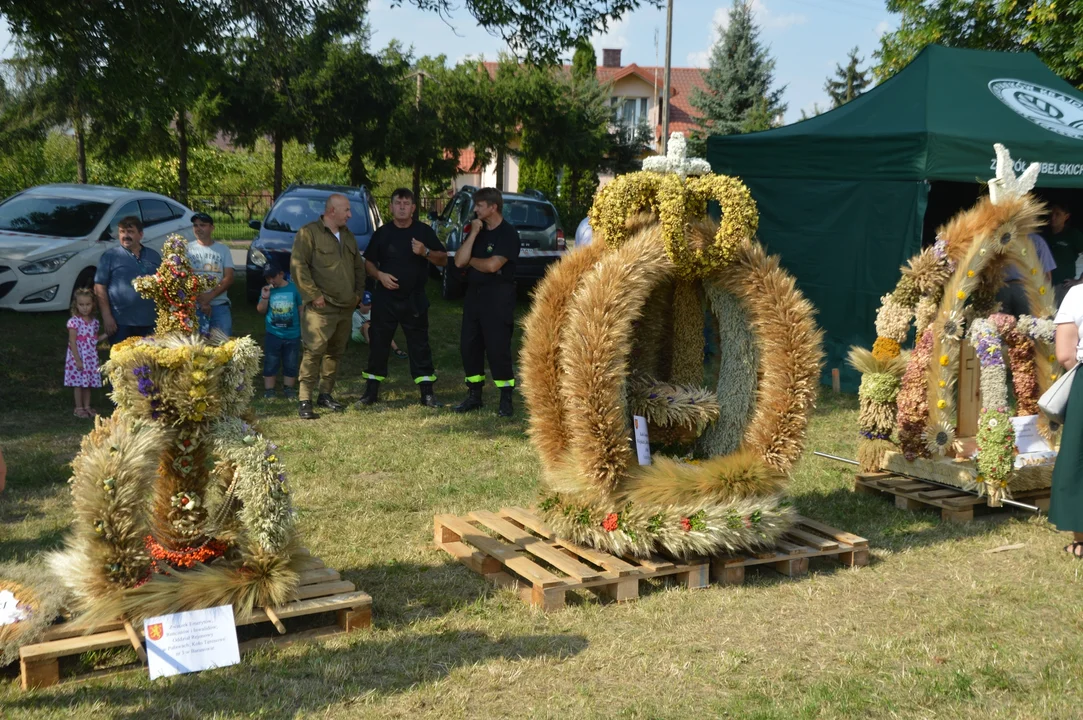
[520,133,824,558]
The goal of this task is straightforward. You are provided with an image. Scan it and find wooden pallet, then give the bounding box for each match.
[710,516,869,585]
[434,508,869,610]
[434,507,710,611]
[18,550,371,690]
[855,472,1051,523]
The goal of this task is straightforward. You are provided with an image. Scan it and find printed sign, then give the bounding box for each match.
[1010,414,1053,454]
[144,604,240,680]
[989,78,1083,140]
[0,589,28,626]
[633,415,651,466]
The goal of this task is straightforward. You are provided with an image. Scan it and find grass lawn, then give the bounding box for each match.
[2,274,1082,719]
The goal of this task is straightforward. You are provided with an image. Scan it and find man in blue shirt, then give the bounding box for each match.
[93,215,163,342]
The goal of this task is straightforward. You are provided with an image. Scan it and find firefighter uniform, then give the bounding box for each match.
[361,220,445,400]
[459,219,520,405]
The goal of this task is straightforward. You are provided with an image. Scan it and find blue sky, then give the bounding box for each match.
[367,0,899,123]
[0,1,898,124]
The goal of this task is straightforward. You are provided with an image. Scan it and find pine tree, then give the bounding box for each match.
[690,0,786,143]
[824,46,870,108]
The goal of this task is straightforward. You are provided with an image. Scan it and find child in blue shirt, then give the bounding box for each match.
[257,263,303,399]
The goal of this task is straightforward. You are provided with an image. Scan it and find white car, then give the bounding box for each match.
[0,184,196,312]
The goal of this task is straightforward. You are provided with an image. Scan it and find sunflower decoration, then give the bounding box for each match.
[922,421,957,457]
[521,133,824,558]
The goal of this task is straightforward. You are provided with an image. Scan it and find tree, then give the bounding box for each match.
[689,0,786,150]
[405,0,661,63]
[0,2,133,183]
[309,39,408,187]
[217,1,353,198]
[799,103,825,120]
[825,47,870,108]
[875,1,1083,88]
[873,1,1028,81]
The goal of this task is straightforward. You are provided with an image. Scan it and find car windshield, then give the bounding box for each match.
[504,200,556,230]
[0,196,111,238]
[263,196,369,235]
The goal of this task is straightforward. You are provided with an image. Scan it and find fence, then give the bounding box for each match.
[189,193,451,241]
[188,194,274,240]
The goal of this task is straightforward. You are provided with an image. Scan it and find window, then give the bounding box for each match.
[168,203,189,220]
[504,200,556,230]
[108,201,142,239]
[263,196,370,235]
[139,199,175,227]
[0,196,110,238]
[446,195,465,226]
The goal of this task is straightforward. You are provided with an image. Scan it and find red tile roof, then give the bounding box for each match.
[456,147,477,172]
[477,61,707,139]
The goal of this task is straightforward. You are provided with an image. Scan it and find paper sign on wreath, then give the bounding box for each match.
[633,415,651,466]
[144,604,240,680]
[1011,415,1053,454]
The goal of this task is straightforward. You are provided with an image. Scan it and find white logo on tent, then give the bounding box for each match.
[989,79,1083,140]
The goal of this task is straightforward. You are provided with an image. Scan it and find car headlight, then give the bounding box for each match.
[19,251,79,275]
[250,247,269,267]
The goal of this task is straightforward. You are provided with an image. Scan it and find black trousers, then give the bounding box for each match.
[364,294,437,384]
[461,283,515,386]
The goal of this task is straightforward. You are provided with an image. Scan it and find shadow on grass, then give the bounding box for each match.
[0,528,67,560]
[9,630,588,717]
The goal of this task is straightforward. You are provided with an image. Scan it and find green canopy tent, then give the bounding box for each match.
[706,44,1083,391]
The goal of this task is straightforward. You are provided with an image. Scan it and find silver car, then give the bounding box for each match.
[0,184,196,312]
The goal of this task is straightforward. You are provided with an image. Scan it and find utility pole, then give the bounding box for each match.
[661,0,673,154]
[412,71,427,220]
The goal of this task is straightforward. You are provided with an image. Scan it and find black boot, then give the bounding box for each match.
[452,383,483,413]
[498,387,513,417]
[316,393,345,411]
[357,379,380,407]
[298,400,320,420]
[419,382,443,408]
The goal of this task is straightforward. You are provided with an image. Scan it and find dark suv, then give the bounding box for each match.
[245,184,382,302]
[431,187,566,300]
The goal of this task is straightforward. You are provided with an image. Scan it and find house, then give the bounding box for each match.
[452,49,707,192]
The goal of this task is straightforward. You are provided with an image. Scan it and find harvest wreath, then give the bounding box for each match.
[520,133,824,558]
[851,145,1059,504]
[1,236,308,650]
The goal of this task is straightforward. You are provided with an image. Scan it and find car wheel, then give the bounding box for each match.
[71,267,96,303]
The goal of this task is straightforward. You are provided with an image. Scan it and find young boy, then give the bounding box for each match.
[257,263,303,399]
[352,290,407,358]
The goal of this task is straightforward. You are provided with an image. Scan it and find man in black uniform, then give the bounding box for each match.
[452,187,520,417]
[359,188,448,407]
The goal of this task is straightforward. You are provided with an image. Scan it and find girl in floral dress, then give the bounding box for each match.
[65,288,108,418]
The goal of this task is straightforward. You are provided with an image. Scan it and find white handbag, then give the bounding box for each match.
[1039,364,1078,425]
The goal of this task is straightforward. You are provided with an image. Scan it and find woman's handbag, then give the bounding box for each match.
[1039,364,1078,425]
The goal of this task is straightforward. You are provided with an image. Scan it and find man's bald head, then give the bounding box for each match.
[323,193,352,232]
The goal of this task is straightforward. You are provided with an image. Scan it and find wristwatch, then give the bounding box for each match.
[424,247,431,258]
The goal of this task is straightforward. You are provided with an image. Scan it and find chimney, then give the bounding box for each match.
[602,48,622,68]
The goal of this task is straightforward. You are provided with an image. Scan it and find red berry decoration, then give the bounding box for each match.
[679,517,692,532]
[602,513,619,532]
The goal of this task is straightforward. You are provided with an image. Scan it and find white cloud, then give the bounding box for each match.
[875,20,890,37]
[749,0,807,31]
[591,16,630,58]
